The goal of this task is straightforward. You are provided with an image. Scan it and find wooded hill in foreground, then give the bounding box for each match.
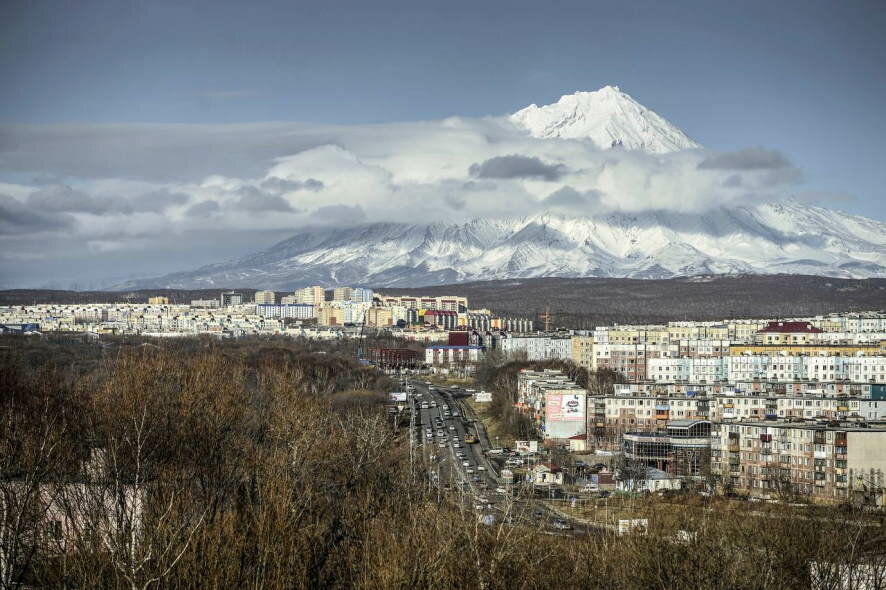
[2,335,885,589]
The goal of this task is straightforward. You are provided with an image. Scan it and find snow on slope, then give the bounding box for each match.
[510,86,701,153]
[126,201,886,290]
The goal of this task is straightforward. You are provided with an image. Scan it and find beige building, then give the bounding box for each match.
[147,296,169,305]
[332,287,353,302]
[571,336,595,370]
[294,286,325,305]
[711,420,886,503]
[254,290,275,304]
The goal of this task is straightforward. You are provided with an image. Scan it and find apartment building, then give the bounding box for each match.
[293,286,325,305]
[499,335,572,361]
[254,290,276,304]
[377,295,468,312]
[592,344,648,381]
[755,321,824,345]
[256,303,315,319]
[515,369,585,438]
[711,420,886,502]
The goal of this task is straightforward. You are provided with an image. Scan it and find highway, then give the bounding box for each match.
[405,378,594,536]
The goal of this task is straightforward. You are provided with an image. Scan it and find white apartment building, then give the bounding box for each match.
[499,336,572,361]
[256,303,316,319]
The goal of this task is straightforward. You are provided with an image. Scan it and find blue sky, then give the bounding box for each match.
[0,0,884,287]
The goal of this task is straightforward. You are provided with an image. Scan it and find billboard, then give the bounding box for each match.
[474,391,492,402]
[545,392,585,422]
[388,392,407,403]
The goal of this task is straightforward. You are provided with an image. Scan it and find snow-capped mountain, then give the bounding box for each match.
[117,87,884,290]
[510,86,700,153]
[126,200,886,290]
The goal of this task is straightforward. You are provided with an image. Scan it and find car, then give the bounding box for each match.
[477,466,486,472]
[495,487,507,494]
[462,460,471,467]
[487,448,504,455]
[472,475,482,482]
[505,459,524,466]
[478,496,489,503]
[552,520,572,530]
[465,468,474,474]
[438,442,446,448]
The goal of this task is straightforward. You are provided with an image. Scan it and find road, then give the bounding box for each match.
[404,378,594,536]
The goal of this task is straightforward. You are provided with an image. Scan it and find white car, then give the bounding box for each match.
[495,487,507,494]
[505,458,524,466]
[465,468,474,474]
[462,460,471,467]
[477,466,486,471]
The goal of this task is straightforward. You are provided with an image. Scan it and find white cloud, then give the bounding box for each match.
[0,116,812,286]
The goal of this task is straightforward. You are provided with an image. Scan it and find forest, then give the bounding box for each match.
[1,334,885,589]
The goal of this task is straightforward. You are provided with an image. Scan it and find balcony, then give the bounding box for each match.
[727,443,740,452]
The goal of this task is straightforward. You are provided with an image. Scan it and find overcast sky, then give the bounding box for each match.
[1,0,884,289]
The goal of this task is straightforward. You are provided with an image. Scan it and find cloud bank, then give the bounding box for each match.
[0,115,811,287]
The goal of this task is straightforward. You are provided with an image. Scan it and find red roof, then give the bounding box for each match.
[568,433,588,440]
[757,321,823,334]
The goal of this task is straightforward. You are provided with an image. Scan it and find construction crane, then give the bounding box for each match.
[540,305,553,332]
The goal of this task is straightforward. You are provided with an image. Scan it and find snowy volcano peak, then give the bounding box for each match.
[510,86,701,153]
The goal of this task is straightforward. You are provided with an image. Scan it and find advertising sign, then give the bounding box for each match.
[474,391,493,403]
[388,392,407,403]
[545,393,585,422]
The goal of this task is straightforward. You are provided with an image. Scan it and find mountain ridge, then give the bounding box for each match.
[119,201,886,290]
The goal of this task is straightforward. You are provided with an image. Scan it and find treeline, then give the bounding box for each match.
[2,336,885,589]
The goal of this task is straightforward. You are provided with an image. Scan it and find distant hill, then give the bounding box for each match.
[3,275,883,329]
[377,275,886,328]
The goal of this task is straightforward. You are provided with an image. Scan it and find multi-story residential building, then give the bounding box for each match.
[254,290,276,304]
[592,344,648,381]
[316,301,371,326]
[421,309,461,330]
[294,286,325,305]
[256,303,315,319]
[499,335,572,361]
[190,299,220,309]
[332,287,353,302]
[515,369,585,438]
[351,287,374,303]
[220,291,243,307]
[729,342,885,357]
[377,295,468,312]
[711,420,886,502]
[147,296,169,305]
[571,336,595,370]
[755,320,824,345]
